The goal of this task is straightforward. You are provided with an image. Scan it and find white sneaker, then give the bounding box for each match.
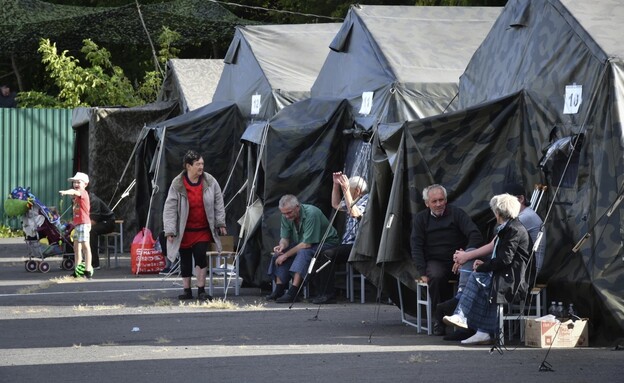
[461,331,492,345]
[443,314,468,329]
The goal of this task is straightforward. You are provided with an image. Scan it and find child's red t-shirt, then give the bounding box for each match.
[72,189,90,225]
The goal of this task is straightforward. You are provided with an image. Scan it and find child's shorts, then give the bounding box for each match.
[72,223,92,243]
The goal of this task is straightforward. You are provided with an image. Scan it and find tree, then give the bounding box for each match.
[18,27,180,108]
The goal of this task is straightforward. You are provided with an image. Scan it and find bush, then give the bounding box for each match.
[0,225,24,238]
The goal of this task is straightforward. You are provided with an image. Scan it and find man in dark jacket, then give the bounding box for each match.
[411,184,483,335]
[0,85,17,108]
[89,192,116,269]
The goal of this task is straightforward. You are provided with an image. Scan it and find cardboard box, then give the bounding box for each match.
[525,318,588,348]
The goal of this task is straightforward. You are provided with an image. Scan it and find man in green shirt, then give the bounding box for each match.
[267,194,339,303]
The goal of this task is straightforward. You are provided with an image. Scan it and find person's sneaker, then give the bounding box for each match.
[443,328,476,341]
[93,266,101,270]
[159,267,171,275]
[178,289,193,300]
[72,262,86,278]
[432,320,446,336]
[85,270,93,280]
[443,314,468,329]
[311,295,337,304]
[461,331,493,345]
[265,290,281,301]
[265,284,286,301]
[197,291,213,301]
[275,291,299,303]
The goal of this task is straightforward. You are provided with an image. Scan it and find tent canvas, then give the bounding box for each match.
[71,101,178,246]
[158,59,225,114]
[134,101,247,243]
[311,5,501,124]
[239,5,501,289]
[355,0,624,343]
[212,23,341,121]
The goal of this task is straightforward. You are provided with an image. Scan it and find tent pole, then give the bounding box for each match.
[107,124,145,206]
[136,126,167,275]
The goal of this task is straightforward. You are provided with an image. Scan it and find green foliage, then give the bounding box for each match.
[0,225,24,238]
[18,26,182,108]
[3,199,29,218]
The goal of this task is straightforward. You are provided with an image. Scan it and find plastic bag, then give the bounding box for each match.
[130,228,166,274]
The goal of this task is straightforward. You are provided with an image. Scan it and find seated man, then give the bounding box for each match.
[311,173,368,304]
[266,194,340,303]
[411,184,483,336]
[88,192,116,270]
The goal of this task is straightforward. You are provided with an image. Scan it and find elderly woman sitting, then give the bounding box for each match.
[443,193,531,345]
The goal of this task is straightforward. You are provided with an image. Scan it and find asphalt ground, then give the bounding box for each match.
[0,238,622,383]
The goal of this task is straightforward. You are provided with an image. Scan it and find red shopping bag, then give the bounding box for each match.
[130,228,166,274]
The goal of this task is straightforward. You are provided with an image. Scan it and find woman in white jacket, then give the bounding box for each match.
[163,150,227,300]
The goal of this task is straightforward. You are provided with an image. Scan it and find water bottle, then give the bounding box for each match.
[548,301,557,317]
[568,303,576,319]
[556,302,565,319]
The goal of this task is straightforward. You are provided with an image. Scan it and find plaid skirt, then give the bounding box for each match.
[459,272,499,334]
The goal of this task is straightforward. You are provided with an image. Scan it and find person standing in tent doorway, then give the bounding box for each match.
[310,172,368,304]
[60,172,94,279]
[163,150,227,301]
[88,192,116,270]
[410,184,482,336]
[266,194,340,303]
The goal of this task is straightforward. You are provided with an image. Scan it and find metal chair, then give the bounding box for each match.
[207,236,240,297]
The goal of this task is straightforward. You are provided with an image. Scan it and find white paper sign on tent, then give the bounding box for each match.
[251,94,261,115]
[563,84,582,114]
[359,91,374,115]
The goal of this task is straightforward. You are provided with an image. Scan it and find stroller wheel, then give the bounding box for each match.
[38,261,50,273]
[25,260,38,272]
[62,258,74,270]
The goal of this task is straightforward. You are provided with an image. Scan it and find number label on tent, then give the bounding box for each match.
[251,94,262,115]
[563,84,582,114]
[359,91,374,115]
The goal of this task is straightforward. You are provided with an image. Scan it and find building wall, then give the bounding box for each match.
[0,108,73,228]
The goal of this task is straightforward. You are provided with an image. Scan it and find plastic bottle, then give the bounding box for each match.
[548,301,557,317]
[568,303,576,319]
[556,302,565,319]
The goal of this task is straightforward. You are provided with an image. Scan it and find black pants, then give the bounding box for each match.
[311,244,352,297]
[89,220,115,268]
[425,259,457,320]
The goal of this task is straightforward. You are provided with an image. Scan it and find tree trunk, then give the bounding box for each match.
[11,54,23,91]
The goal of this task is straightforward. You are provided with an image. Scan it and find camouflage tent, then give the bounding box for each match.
[354,0,624,343]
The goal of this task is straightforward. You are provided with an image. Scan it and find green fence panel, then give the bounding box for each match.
[1,108,74,229]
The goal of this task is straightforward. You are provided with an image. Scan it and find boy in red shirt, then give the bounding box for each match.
[60,172,94,279]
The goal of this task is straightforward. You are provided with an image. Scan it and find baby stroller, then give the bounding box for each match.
[4,187,75,273]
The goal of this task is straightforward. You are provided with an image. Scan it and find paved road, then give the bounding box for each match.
[0,239,621,382]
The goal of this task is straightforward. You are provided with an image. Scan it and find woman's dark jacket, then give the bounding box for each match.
[475,218,531,304]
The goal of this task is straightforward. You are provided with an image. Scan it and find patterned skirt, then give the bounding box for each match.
[459,272,499,334]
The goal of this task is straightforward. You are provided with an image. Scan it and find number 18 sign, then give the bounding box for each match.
[563,84,582,114]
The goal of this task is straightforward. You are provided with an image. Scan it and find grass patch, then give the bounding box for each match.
[178,298,267,311]
[101,340,119,346]
[179,297,238,310]
[241,300,266,310]
[155,337,171,344]
[153,298,174,306]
